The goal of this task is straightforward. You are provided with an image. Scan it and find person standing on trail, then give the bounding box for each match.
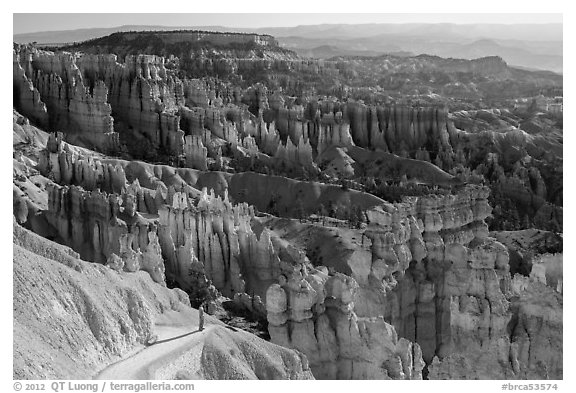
[198,304,205,332]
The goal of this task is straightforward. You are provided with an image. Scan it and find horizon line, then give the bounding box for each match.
[14,21,564,36]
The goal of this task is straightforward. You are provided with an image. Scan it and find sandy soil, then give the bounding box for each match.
[96,323,214,380]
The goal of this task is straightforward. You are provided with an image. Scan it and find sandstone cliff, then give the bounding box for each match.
[30,125,561,381]
[12,35,562,380]
[14,46,119,152]
[266,269,425,379]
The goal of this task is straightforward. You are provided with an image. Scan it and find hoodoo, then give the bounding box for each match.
[13,21,562,381]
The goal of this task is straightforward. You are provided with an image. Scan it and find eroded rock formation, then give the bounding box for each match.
[266,268,425,379]
[12,32,562,381]
[14,46,119,152]
[157,189,282,301]
[183,135,208,170]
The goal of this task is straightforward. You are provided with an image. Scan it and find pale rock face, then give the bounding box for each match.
[119,233,143,273]
[14,47,119,153]
[262,183,557,379]
[259,99,457,162]
[240,135,259,156]
[13,49,49,127]
[529,253,563,290]
[44,176,165,285]
[254,119,281,156]
[357,183,562,379]
[317,115,355,155]
[204,106,239,145]
[335,103,452,155]
[47,185,122,262]
[376,186,512,365]
[157,189,281,300]
[274,106,305,143]
[140,231,166,284]
[45,183,159,270]
[266,269,425,380]
[183,79,211,108]
[183,135,208,171]
[28,83,560,379]
[106,253,124,271]
[38,135,178,218]
[16,47,193,156]
[274,136,319,175]
[429,274,562,379]
[232,292,267,319]
[39,133,127,194]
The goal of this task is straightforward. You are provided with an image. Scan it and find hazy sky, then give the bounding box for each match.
[13,13,563,35]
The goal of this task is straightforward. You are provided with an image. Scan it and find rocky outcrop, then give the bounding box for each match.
[157,189,282,300]
[45,184,163,282]
[38,133,127,194]
[202,106,239,145]
[42,139,536,373]
[182,79,211,108]
[14,46,119,152]
[14,47,193,156]
[35,133,387,220]
[183,135,208,170]
[507,274,562,379]
[317,112,355,155]
[344,103,453,155]
[274,106,306,144]
[179,106,206,136]
[243,83,270,114]
[361,187,515,367]
[339,184,560,379]
[80,53,185,156]
[261,99,455,162]
[266,268,425,379]
[15,221,313,380]
[13,50,49,127]
[40,147,297,300]
[13,222,192,379]
[261,184,521,378]
[239,135,259,156]
[274,137,318,175]
[250,119,281,156]
[428,272,562,379]
[262,183,561,379]
[12,32,562,382]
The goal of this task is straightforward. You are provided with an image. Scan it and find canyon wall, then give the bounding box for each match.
[14,47,119,152]
[23,114,563,380]
[156,188,283,302]
[13,41,561,380]
[13,50,49,127]
[15,45,461,168]
[266,268,425,379]
[264,184,561,379]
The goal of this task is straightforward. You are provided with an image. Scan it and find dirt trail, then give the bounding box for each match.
[95,324,213,380]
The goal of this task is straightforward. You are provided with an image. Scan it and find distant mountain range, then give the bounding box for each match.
[13,23,563,73]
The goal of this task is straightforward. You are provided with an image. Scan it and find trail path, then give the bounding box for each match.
[95,324,214,380]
